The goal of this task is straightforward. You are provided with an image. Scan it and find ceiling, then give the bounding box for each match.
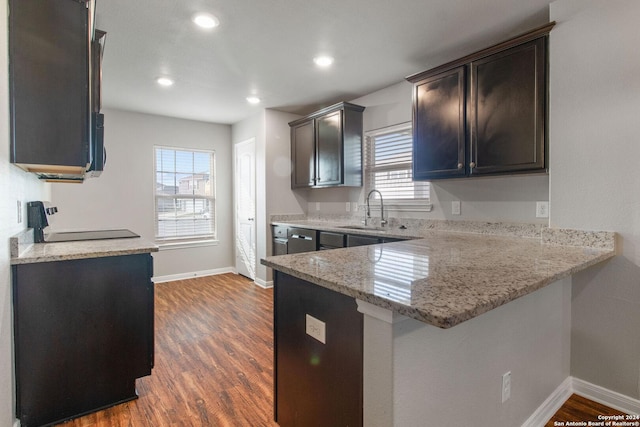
[96,0,551,125]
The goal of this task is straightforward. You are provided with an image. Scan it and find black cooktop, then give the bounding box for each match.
[44,229,140,243]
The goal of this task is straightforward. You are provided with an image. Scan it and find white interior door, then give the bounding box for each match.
[235,139,256,280]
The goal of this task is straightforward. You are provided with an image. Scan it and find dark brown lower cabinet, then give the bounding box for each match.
[12,253,154,427]
[274,272,363,427]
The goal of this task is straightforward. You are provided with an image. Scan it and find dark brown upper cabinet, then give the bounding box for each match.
[407,23,554,180]
[9,0,101,181]
[290,102,365,189]
[291,120,315,187]
[413,66,467,180]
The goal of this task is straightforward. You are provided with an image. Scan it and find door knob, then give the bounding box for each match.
[248,218,254,221]
[469,162,476,168]
[457,163,463,170]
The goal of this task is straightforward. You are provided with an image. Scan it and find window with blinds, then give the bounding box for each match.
[154,147,216,241]
[364,123,430,204]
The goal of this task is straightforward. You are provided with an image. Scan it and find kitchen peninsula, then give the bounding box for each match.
[262,218,616,427]
[10,229,158,427]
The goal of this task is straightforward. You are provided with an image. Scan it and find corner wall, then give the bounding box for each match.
[232,112,268,283]
[549,0,640,399]
[360,278,571,427]
[50,109,234,278]
[232,109,305,285]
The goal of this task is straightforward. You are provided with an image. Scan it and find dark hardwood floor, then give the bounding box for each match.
[545,393,627,426]
[59,273,277,427]
[54,273,626,426]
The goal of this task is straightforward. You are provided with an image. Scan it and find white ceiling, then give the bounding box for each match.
[96,0,551,125]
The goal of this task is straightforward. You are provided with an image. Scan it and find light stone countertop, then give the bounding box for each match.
[262,220,616,328]
[10,230,158,265]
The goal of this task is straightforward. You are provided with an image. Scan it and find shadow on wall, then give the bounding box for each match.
[570,255,640,398]
[429,174,550,223]
[363,102,410,132]
[432,174,549,202]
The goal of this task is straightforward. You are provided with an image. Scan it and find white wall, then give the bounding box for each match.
[361,277,571,427]
[304,81,550,223]
[232,111,268,283]
[50,109,234,278]
[549,0,640,399]
[395,278,571,426]
[265,109,307,218]
[232,109,306,285]
[0,2,50,425]
[393,278,571,426]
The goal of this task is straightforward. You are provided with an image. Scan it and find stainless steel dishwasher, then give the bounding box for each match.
[273,226,288,256]
[287,227,317,253]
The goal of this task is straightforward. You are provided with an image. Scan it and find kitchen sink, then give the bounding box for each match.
[336,225,387,231]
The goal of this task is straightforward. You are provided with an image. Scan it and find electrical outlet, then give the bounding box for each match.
[452,200,461,215]
[315,202,320,211]
[536,201,549,218]
[501,371,511,403]
[352,202,358,212]
[305,314,326,344]
[346,202,351,212]
[17,200,22,224]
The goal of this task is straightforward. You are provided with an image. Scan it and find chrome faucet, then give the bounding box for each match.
[364,189,387,227]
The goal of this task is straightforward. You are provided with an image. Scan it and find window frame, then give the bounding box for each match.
[363,122,432,212]
[153,145,217,246]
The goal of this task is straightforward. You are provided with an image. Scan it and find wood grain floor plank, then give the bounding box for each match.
[52,273,622,426]
[545,393,627,426]
[57,273,277,427]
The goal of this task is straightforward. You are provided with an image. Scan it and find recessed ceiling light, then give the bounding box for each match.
[156,77,174,87]
[246,96,261,105]
[193,13,220,29]
[313,56,334,67]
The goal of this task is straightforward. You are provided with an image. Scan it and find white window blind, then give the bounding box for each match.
[154,147,216,241]
[364,123,430,204]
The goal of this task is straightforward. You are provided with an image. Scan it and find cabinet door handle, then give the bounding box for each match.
[469,162,476,168]
[457,163,463,170]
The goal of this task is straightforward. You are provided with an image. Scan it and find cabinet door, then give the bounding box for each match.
[470,38,546,175]
[9,0,90,169]
[413,66,466,180]
[12,254,154,427]
[291,120,315,188]
[315,110,343,186]
[274,272,363,427]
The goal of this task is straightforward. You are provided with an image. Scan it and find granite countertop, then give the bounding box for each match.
[262,218,617,328]
[10,229,158,265]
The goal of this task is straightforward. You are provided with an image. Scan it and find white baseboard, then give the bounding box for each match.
[14,420,20,427]
[521,377,573,427]
[254,278,273,289]
[152,268,274,289]
[152,267,236,283]
[572,377,640,416]
[522,377,640,427]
